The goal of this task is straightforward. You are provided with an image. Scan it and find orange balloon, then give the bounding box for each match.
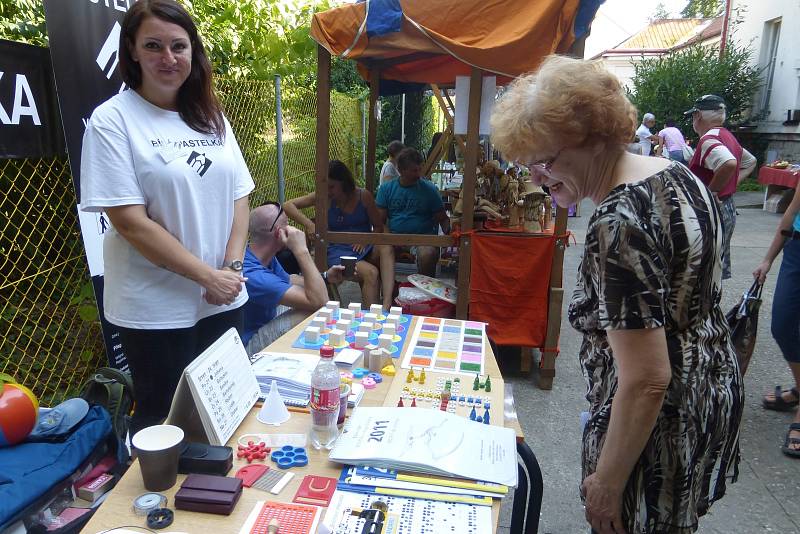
[0,382,39,446]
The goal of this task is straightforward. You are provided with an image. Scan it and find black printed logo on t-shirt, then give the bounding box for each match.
[186,151,212,177]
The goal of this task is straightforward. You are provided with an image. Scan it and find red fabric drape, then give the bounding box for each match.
[469,232,557,347]
[758,166,799,188]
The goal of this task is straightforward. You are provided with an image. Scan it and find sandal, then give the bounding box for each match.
[762,385,799,412]
[782,423,800,458]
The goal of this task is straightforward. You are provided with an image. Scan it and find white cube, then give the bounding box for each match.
[336,319,352,332]
[348,303,362,314]
[326,300,340,311]
[368,349,385,371]
[363,312,378,323]
[339,309,355,322]
[354,331,370,349]
[385,314,400,326]
[311,317,327,330]
[378,333,393,349]
[390,306,403,316]
[329,328,345,346]
[358,322,374,333]
[318,308,333,321]
[304,326,320,343]
[369,304,383,316]
[383,323,396,337]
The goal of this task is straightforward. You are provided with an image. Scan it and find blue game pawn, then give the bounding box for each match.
[476,416,483,423]
[469,406,477,421]
[483,408,490,425]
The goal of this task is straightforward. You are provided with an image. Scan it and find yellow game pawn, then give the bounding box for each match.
[406,368,415,383]
[418,368,426,385]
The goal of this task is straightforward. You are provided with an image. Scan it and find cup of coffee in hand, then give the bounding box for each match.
[340,256,357,278]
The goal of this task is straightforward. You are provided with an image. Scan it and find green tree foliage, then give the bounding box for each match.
[652,2,671,21]
[680,0,723,18]
[628,42,762,141]
[0,0,47,46]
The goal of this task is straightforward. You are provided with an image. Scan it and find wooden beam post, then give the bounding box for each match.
[366,69,380,193]
[539,205,568,390]
[431,84,467,155]
[455,67,482,319]
[314,45,331,272]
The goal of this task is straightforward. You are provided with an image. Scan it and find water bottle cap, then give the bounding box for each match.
[320,345,335,358]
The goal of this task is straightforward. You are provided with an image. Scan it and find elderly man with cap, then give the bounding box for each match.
[635,113,659,156]
[241,202,344,355]
[685,94,756,280]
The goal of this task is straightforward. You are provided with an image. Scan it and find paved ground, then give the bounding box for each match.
[498,191,800,533]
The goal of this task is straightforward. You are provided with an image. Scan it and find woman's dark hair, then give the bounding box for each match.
[665,118,676,127]
[329,160,355,193]
[387,140,405,158]
[396,147,424,171]
[119,0,225,138]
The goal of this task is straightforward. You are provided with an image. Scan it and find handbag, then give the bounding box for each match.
[681,144,695,162]
[725,280,763,376]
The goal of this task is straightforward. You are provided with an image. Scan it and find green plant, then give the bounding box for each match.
[680,0,723,18]
[0,0,47,46]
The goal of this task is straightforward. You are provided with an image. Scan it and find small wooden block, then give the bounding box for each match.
[304,326,320,343]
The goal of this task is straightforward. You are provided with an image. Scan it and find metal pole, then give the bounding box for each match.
[275,74,285,204]
[401,93,406,143]
[361,97,367,185]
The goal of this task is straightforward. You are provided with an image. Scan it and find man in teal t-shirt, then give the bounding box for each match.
[376,147,450,277]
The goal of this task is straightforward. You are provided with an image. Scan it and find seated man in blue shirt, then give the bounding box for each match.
[376,147,451,277]
[242,202,344,355]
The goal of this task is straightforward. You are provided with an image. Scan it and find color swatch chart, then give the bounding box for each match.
[401,317,486,375]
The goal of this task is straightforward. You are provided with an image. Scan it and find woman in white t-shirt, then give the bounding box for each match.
[80,0,254,434]
[379,140,404,184]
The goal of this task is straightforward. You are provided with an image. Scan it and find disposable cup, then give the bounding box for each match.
[340,256,357,278]
[338,383,351,424]
[131,424,184,491]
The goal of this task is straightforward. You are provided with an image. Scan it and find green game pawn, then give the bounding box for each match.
[473,374,480,391]
[484,375,492,392]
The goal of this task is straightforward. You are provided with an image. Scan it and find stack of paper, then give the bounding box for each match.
[329,407,518,487]
[250,352,319,407]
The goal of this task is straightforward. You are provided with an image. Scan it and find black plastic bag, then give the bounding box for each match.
[725,280,763,376]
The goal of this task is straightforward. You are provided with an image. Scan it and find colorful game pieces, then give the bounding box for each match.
[358,321,373,333]
[293,475,337,507]
[484,375,492,392]
[411,397,417,407]
[352,367,370,378]
[418,368,426,384]
[354,331,370,349]
[473,374,481,391]
[397,398,404,407]
[235,463,269,487]
[348,302,362,316]
[367,372,383,383]
[237,440,270,463]
[378,333,393,349]
[382,364,396,376]
[270,445,308,469]
[406,368,415,383]
[362,376,377,389]
[483,408,490,425]
[469,406,477,421]
[304,326,320,344]
[369,304,383,316]
[339,309,355,322]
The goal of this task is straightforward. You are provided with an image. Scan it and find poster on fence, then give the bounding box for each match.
[43,0,131,370]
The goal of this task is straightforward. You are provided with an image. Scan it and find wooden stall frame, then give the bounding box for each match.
[312,40,576,389]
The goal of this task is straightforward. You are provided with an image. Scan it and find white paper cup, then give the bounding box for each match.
[132,424,184,491]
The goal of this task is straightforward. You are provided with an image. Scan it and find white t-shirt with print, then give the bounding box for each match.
[80,90,255,329]
[380,160,400,184]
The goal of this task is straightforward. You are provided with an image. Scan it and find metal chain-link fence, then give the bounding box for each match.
[0,78,364,406]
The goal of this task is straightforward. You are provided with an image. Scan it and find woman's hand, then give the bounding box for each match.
[352,243,367,255]
[305,223,316,240]
[202,269,246,306]
[753,260,772,284]
[581,473,627,534]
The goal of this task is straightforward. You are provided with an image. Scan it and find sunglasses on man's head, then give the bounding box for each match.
[260,201,284,232]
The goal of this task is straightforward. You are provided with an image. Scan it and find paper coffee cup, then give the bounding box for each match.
[340,256,357,278]
[131,424,184,492]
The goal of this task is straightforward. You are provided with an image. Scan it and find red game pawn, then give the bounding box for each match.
[397,398,404,407]
[411,397,417,407]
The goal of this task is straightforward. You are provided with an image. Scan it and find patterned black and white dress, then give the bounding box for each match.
[569,163,743,534]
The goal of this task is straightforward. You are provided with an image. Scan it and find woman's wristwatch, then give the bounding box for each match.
[321,270,328,282]
[225,260,243,272]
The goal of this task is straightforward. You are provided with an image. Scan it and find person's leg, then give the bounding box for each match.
[195,306,245,354]
[366,245,396,310]
[118,325,195,436]
[355,260,379,306]
[415,246,439,278]
[719,197,736,280]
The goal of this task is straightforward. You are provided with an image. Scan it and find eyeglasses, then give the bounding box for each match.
[261,201,284,232]
[525,148,562,177]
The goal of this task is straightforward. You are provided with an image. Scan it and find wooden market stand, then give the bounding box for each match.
[309,0,591,389]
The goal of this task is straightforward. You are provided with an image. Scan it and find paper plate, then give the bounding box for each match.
[407,274,458,304]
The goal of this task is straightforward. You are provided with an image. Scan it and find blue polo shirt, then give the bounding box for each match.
[241,247,291,345]
[375,178,444,235]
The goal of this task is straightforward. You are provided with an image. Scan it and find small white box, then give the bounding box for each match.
[304,326,320,343]
[369,348,391,371]
[369,304,383,316]
[311,317,327,330]
[390,306,403,316]
[363,313,378,323]
[326,300,340,311]
[358,322,374,333]
[318,308,333,320]
[336,319,352,332]
[383,323,396,337]
[339,309,355,322]
[378,333,393,349]
[329,328,345,346]
[334,347,363,368]
[348,303,362,314]
[385,314,400,326]
[354,331,370,349]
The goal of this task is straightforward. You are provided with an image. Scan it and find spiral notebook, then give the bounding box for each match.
[250,351,320,407]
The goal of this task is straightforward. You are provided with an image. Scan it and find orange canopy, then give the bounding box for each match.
[310,0,583,86]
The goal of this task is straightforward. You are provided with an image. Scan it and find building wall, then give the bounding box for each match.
[731,0,800,138]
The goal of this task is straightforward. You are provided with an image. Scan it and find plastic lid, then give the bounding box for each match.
[320,346,335,358]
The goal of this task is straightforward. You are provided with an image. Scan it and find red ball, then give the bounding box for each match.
[0,382,39,447]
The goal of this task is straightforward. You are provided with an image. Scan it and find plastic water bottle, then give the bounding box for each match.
[309,345,340,449]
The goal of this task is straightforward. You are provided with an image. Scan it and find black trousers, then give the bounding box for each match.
[117,307,244,436]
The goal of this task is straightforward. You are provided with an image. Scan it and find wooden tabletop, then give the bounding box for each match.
[83,314,519,533]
